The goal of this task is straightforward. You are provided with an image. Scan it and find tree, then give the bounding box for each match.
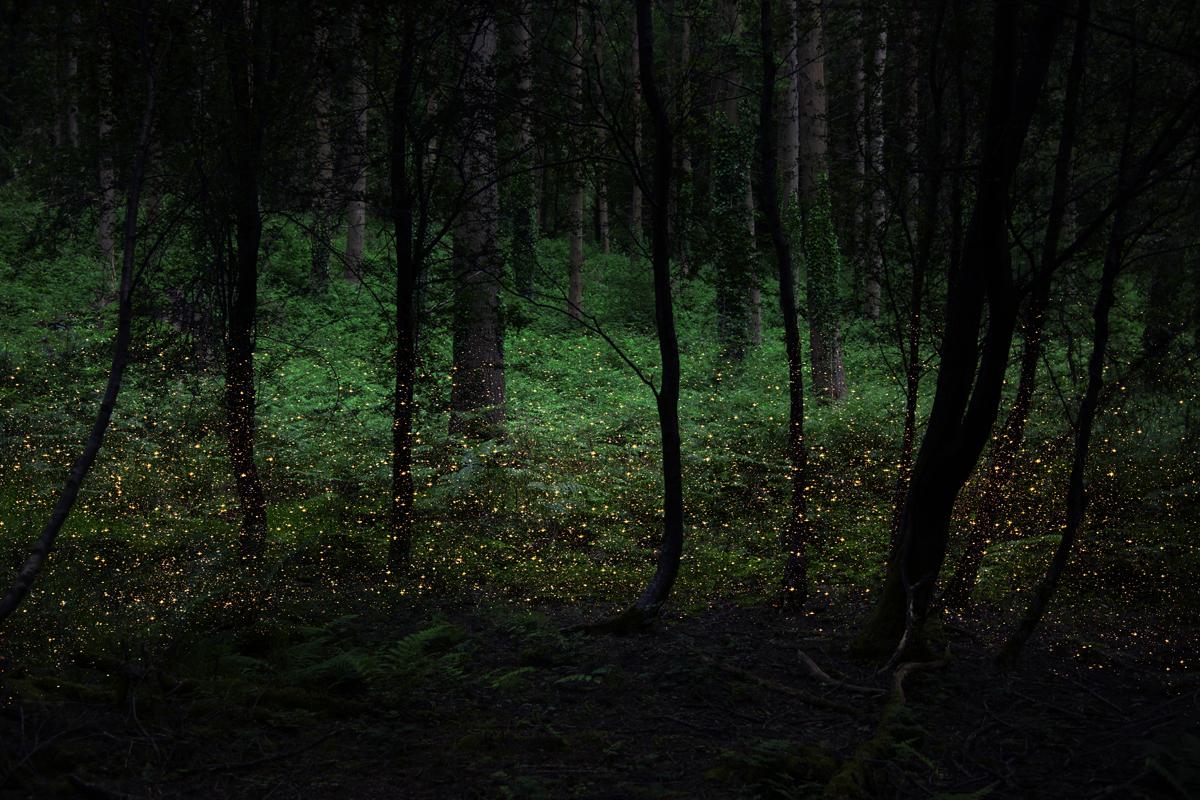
[449,5,506,440]
[310,12,335,288]
[507,0,538,298]
[567,1,585,320]
[221,0,270,560]
[758,0,812,608]
[97,4,117,296]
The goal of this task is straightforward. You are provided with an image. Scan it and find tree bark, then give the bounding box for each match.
[509,2,537,297]
[449,8,505,440]
[629,16,643,246]
[759,0,811,609]
[863,10,887,321]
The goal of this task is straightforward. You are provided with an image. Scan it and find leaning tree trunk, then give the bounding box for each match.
[0,22,155,626]
[855,0,1063,659]
[759,0,812,609]
[448,8,506,440]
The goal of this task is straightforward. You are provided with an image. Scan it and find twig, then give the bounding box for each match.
[892,659,947,705]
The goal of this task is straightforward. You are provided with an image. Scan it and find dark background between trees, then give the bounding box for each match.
[1,0,1198,796]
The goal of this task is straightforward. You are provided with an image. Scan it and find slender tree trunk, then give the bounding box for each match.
[389,20,417,573]
[0,30,155,625]
[567,2,585,319]
[629,16,644,247]
[747,181,761,346]
[310,18,334,288]
[631,0,683,616]
[943,0,1090,609]
[510,2,537,297]
[855,0,1063,658]
[759,0,811,608]
[65,9,80,149]
[863,12,886,321]
[97,20,117,296]
[449,9,506,440]
[781,1,800,204]
[798,0,846,402]
[344,7,368,282]
[225,4,269,560]
[998,78,1130,666]
[592,13,611,255]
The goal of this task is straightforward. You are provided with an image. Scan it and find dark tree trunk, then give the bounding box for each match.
[758,0,811,609]
[943,0,1089,608]
[225,3,269,560]
[856,0,1064,658]
[632,0,683,616]
[0,17,155,625]
[389,20,417,573]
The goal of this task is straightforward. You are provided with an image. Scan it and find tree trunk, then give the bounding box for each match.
[511,4,537,297]
[759,0,812,609]
[631,0,683,616]
[629,17,643,246]
[449,8,505,440]
[389,20,417,573]
[225,3,269,560]
[781,1,800,204]
[97,21,117,296]
[863,11,886,321]
[311,17,334,288]
[798,0,845,402]
[567,2,585,319]
[0,30,155,625]
[344,7,368,283]
[855,0,1064,658]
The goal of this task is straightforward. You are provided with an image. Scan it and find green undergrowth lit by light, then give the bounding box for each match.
[1,186,1198,668]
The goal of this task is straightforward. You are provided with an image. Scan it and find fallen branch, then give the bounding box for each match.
[797,650,886,695]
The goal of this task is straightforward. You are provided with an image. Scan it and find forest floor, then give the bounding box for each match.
[2,595,1198,799]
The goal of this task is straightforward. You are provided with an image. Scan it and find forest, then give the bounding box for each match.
[0,0,1198,797]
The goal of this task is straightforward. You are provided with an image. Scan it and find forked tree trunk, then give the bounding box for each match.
[448,9,506,440]
[0,31,155,624]
[759,0,811,608]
